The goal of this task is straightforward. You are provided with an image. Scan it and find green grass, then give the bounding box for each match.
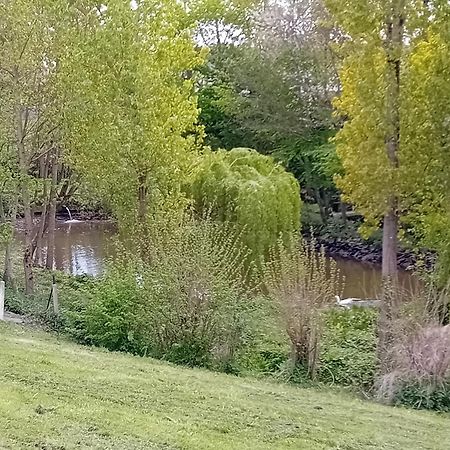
[1,323,449,450]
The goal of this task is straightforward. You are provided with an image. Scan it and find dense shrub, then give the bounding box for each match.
[68,218,252,370]
[319,309,377,388]
[74,264,147,353]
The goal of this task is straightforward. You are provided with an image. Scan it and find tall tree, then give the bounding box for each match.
[324,0,450,367]
[196,0,342,219]
[198,0,340,151]
[0,0,64,294]
[61,0,204,236]
[400,2,450,284]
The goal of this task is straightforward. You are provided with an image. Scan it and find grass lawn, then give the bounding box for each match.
[0,322,449,450]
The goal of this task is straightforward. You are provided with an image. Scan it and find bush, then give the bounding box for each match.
[68,218,253,371]
[376,324,450,411]
[375,285,450,411]
[393,381,450,411]
[319,308,377,388]
[73,264,147,353]
[264,236,342,379]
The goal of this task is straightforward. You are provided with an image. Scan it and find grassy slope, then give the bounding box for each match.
[0,323,449,450]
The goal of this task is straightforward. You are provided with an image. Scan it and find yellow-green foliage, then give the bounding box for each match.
[325,1,450,257]
[332,46,390,222]
[60,0,205,231]
[191,148,300,262]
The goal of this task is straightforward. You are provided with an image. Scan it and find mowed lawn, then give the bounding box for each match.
[0,322,449,450]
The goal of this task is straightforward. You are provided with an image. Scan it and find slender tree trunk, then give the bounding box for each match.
[382,1,403,281]
[378,1,405,372]
[138,174,148,222]
[46,152,59,270]
[14,87,34,295]
[382,202,398,280]
[34,205,47,266]
[3,189,18,290]
[313,188,328,224]
[34,154,50,266]
[321,190,332,218]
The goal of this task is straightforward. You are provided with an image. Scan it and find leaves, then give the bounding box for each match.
[60,0,205,231]
[190,148,301,263]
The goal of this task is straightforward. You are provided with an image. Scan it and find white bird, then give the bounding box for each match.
[335,295,380,309]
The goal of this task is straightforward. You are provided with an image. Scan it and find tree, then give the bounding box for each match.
[0,140,18,287]
[400,5,450,284]
[324,0,405,282]
[324,0,450,368]
[189,0,261,46]
[273,131,341,224]
[196,0,341,216]
[190,148,301,263]
[198,0,340,148]
[0,0,66,294]
[61,0,205,237]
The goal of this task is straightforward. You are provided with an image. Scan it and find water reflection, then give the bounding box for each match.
[54,221,116,275]
[17,221,116,276]
[17,221,419,298]
[336,257,420,299]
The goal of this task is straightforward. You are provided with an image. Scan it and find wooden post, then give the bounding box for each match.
[0,280,5,321]
[52,274,59,315]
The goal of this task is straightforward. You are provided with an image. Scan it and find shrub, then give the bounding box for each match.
[264,235,342,379]
[376,285,450,411]
[319,308,377,388]
[70,217,252,370]
[376,324,450,410]
[74,263,148,353]
[392,380,450,411]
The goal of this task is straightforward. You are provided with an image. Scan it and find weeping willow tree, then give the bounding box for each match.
[191,148,301,263]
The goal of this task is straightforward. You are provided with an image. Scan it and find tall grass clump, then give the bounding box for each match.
[264,235,342,379]
[376,284,450,411]
[70,216,253,371]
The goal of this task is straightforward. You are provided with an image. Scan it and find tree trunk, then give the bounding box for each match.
[378,1,405,372]
[46,153,59,270]
[313,188,328,224]
[339,199,348,226]
[3,190,18,290]
[382,201,398,280]
[138,174,148,222]
[34,154,50,266]
[382,2,404,281]
[14,86,34,296]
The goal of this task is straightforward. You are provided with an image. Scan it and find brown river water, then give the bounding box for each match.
[18,220,418,299]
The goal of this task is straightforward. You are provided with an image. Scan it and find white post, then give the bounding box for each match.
[0,281,5,321]
[52,282,59,315]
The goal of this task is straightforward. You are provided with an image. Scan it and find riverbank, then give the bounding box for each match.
[315,236,435,272]
[301,209,435,272]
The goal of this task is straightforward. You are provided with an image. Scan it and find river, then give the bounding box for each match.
[19,220,418,298]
